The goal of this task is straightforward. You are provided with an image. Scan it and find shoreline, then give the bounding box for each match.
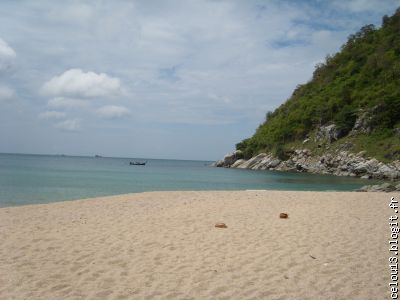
[1,190,396,299]
[0,186,383,209]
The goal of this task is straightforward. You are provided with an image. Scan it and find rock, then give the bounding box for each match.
[378,183,396,192]
[213,150,243,168]
[353,162,368,175]
[357,185,370,192]
[215,223,227,228]
[316,124,342,143]
[351,111,372,134]
[231,159,246,168]
[279,213,288,219]
[223,150,243,166]
[396,183,400,191]
[296,163,307,172]
[211,160,224,167]
[394,128,400,137]
[392,161,400,171]
[377,165,400,180]
[357,151,367,157]
[236,153,267,169]
[357,182,397,192]
[367,158,379,170]
[268,159,281,168]
[215,146,400,182]
[350,106,384,135]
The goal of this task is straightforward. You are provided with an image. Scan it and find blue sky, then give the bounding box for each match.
[0,0,399,160]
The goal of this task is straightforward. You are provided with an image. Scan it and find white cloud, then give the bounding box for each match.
[0,38,16,71]
[55,119,80,131]
[0,85,14,100]
[96,105,130,119]
[47,97,89,109]
[42,69,122,98]
[38,110,66,120]
[1,1,399,158]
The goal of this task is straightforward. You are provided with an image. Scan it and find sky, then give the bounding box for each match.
[0,0,399,160]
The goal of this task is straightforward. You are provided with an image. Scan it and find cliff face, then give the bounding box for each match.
[234,8,400,164]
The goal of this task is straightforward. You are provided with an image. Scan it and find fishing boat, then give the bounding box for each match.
[129,161,147,166]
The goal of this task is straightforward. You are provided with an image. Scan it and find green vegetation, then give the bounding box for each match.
[237,8,400,162]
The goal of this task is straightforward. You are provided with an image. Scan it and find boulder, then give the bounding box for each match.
[211,160,224,167]
[236,153,267,169]
[223,150,243,165]
[376,165,399,179]
[268,159,281,168]
[353,162,368,175]
[231,159,246,168]
[213,150,243,168]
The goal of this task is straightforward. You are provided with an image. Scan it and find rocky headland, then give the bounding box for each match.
[216,10,400,192]
[212,147,400,192]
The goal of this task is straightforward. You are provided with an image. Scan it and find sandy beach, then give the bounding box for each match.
[0,191,396,299]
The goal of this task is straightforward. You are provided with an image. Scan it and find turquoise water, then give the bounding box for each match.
[0,153,375,207]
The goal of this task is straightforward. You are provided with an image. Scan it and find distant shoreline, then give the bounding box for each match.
[0,152,214,162]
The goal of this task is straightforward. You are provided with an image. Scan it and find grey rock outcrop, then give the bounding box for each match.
[236,153,282,170]
[350,106,383,136]
[316,124,342,143]
[351,111,372,134]
[211,150,243,168]
[214,148,400,181]
[231,159,246,168]
[357,182,399,192]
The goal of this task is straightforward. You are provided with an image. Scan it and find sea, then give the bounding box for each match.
[0,153,376,207]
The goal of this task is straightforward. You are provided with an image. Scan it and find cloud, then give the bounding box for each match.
[55,118,80,131]
[0,38,16,71]
[0,85,14,100]
[332,0,399,13]
[96,105,130,119]
[47,97,89,109]
[1,1,399,158]
[42,69,122,98]
[38,110,66,120]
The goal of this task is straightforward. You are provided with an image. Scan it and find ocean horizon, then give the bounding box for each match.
[0,152,377,207]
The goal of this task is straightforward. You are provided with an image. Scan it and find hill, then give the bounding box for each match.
[236,8,400,163]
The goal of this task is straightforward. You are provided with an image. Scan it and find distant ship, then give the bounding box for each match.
[94,155,102,158]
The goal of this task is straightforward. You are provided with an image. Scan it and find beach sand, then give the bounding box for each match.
[0,191,396,299]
